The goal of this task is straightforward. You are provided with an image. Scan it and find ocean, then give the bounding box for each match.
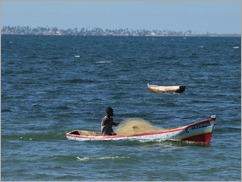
[1,35,241,180]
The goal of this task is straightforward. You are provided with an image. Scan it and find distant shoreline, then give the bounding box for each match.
[2,33,240,37]
[1,26,240,37]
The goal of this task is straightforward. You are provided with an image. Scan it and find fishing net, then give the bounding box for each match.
[115,118,165,136]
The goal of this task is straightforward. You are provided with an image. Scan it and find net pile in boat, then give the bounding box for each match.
[115,118,164,136]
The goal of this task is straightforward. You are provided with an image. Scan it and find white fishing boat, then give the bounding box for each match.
[66,115,216,145]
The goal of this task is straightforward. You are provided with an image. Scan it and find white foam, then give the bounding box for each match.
[77,156,129,162]
[76,156,90,161]
[96,61,111,64]
[98,156,129,160]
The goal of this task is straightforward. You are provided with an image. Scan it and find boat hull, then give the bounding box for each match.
[66,115,216,145]
[147,84,186,93]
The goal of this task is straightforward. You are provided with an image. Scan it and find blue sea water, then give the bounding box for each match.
[1,35,241,180]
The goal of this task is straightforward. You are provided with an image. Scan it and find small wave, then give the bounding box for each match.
[63,78,94,84]
[55,105,70,110]
[76,156,130,162]
[76,156,90,161]
[1,108,12,112]
[74,55,80,58]
[233,46,240,49]
[99,156,129,160]
[215,127,240,133]
[96,60,111,64]
[2,131,66,141]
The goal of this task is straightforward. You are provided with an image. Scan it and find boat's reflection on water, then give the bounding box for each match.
[92,139,210,149]
[133,140,211,149]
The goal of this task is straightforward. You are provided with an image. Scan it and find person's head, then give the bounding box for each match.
[106,107,113,117]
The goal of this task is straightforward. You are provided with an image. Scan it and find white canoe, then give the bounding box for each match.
[147,83,186,93]
[66,115,216,145]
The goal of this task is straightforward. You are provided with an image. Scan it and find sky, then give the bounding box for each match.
[1,0,241,34]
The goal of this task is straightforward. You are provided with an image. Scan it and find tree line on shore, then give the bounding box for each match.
[1,26,239,37]
[1,26,195,36]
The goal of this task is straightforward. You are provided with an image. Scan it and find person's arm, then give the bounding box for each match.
[113,122,120,126]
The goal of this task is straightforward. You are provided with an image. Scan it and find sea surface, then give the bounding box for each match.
[1,35,241,181]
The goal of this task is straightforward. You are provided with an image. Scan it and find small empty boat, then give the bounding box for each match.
[147,83,186,93]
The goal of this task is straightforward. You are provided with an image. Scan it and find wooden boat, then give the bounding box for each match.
[147,83,186,93]
[66,115,216,145]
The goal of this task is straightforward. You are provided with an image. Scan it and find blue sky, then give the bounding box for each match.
[2,0,241,34]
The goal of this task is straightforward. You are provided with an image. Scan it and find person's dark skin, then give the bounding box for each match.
[101,107,120,136]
